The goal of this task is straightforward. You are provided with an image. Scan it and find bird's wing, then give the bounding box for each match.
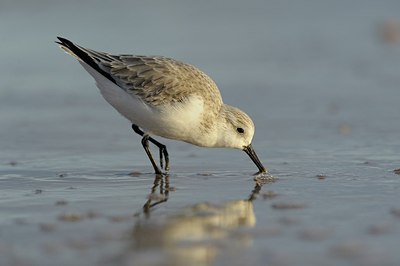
[56,37,223,107]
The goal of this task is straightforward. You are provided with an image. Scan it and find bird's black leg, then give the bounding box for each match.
[132,124,170,173]
[153,140,169,171]
[141,135,163,175]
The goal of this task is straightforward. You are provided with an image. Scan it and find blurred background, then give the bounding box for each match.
[1,0,399,164]
[1,1,400,265]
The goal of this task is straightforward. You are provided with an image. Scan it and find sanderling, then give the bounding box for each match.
[56,37,267,175]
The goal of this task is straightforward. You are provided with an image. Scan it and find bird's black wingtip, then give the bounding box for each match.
[55,36,118,85]
[57,36,67,42]
[55,37,73,47]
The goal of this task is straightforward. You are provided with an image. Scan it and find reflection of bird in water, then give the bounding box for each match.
[121,177,273,266]
[142,175,171,217]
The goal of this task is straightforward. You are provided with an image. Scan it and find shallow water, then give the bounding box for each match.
[1,0,400,265]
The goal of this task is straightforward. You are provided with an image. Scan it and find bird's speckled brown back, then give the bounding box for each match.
[78,46,223,108]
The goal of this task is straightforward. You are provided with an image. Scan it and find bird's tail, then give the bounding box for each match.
[56,37,116,84]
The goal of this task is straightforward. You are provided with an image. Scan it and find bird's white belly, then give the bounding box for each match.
[82,62,153,124]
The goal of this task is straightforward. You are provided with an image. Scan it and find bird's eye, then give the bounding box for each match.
[236,127,245,134]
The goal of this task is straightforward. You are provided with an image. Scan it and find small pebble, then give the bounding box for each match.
[39,223,56,232]
[338,123,352,135]
[330,241,367,259]
[58,213,85,222]
[381,19,400,44]
[367,224,392,235]
[14,218,29,225]
[86,211,99,219]
[109,215,132,223]
[198,172,213,176]
[279,217,301,226]
[298,228,332,241]
[261,191,278,200]
[390,208,400,218]
[55,200,68,206]
[272,203,306,210]
[129,171,142,177]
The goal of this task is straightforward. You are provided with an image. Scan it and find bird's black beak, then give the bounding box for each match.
[243,144,267,175]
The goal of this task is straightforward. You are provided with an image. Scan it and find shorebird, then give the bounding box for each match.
[56,37,267,175]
